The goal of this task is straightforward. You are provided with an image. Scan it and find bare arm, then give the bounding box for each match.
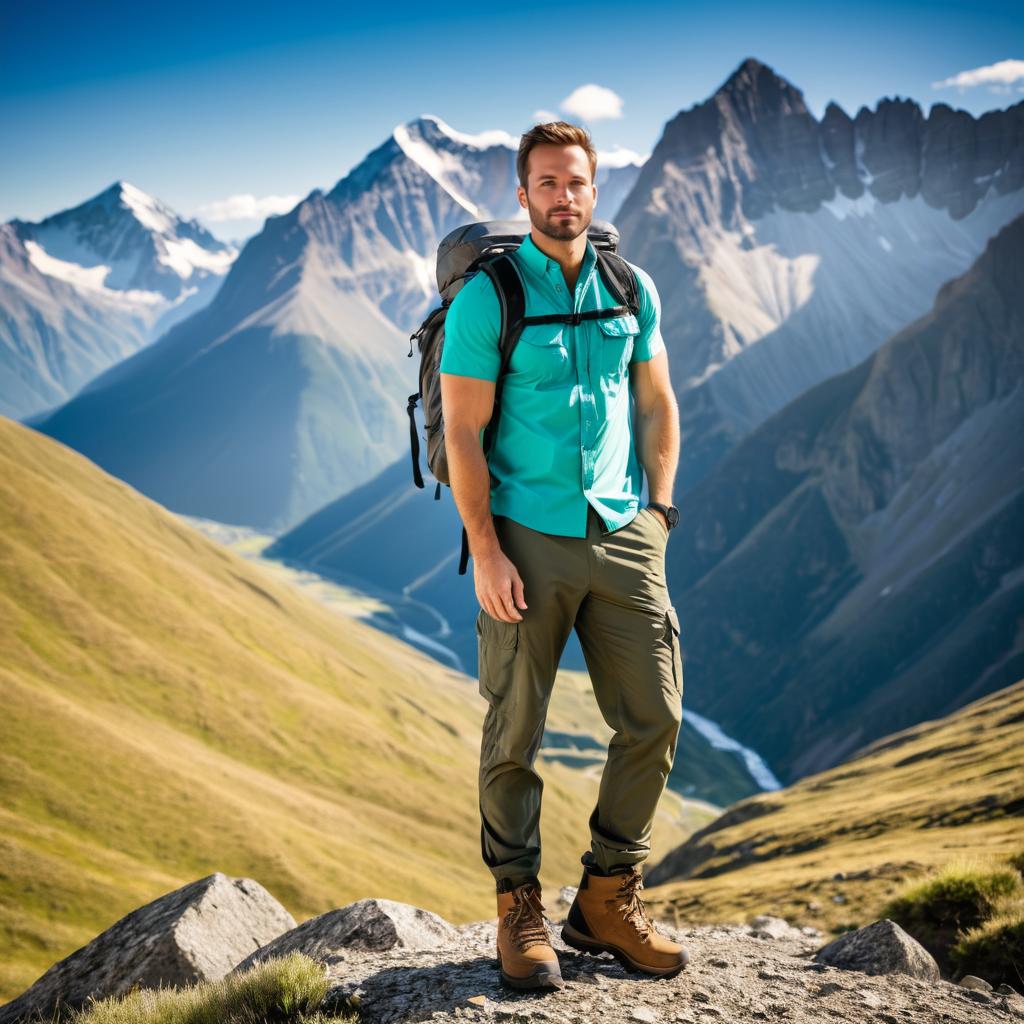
[629,348,680,524]
[440,372,528,622]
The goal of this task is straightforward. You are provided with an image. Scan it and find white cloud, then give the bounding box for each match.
[931,59,1024,92]
[559,84,624,122]
[532,108,560,124]
[195,193,301,223]
[597,145,648,169]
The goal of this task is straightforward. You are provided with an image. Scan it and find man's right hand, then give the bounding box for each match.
[474,548,528,622]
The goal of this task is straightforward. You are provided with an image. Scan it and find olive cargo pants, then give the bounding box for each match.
[476,503,684,888]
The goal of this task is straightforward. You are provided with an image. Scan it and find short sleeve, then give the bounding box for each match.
[628,263,665,364]
[439,271,502,381]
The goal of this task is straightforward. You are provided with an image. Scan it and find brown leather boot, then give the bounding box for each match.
[561,865,690,977]
[496,882,565,990]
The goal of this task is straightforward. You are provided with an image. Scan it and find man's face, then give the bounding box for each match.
[517,143,597,242]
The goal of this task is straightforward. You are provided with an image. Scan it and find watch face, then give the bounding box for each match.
[667,507,680,528]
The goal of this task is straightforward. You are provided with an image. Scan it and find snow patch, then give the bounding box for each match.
[853,132,875,185]
[393,122,481,216]
[160,236,237,279]
[119,181,175,234]
[822,189,877,221]
[418,114,517,151]
[24,240,165,305]
[878,235,892,252]
[404,248,436,299]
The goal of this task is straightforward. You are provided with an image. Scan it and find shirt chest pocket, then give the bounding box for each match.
[510,323,572,389]
[597,313,639,381]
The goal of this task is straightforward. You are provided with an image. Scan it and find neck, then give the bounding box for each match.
[530,228,588,289]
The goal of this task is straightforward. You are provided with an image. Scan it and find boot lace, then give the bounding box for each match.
[606,870,657,943]
[503,883,553,953]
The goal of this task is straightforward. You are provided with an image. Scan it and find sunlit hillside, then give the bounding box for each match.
[0,415,691,1001]
[644,677,1024,936]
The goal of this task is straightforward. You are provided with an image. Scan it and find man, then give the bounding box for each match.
[439,121,688,990]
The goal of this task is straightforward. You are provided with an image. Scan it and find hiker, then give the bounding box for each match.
[439,121,688,989]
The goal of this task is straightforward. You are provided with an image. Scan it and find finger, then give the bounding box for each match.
[498,586,521,622]
[512,573,528,610]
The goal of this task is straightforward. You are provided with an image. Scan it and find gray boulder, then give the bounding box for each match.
[813,918,940,980]
[0,873,294,1023]
[234,898,460,971]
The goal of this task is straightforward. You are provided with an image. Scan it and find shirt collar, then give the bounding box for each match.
[517,231,597,283]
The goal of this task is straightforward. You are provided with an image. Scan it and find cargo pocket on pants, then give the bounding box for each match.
[476,609,520,708]
[664,606,684,698]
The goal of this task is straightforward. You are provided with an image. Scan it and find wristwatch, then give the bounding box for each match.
[647,502,680,529]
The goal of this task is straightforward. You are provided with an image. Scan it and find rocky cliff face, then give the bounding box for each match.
[664,213,1024,782]
[616,57,1024,488]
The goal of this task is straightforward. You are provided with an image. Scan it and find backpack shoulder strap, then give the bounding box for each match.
[595,249,641,317]
[479,253,526,368]
[457,253,526,576]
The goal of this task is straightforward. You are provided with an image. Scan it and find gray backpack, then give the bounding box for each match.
[406,218,640,573]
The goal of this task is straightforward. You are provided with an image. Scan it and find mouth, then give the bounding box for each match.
[552,212,577,219]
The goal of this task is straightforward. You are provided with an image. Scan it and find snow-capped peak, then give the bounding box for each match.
[19,180,237,301]
[117,180,178,234]
[413,114,518,151]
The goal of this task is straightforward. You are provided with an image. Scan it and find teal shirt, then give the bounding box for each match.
[439,233,665,537]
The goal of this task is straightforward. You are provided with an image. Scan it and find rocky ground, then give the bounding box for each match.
[4,874,1020,1024]
[312,899,1021,1024]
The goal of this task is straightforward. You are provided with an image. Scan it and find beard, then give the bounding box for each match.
[526,195,593,242]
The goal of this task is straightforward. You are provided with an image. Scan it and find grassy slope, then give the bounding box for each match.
[643,676,1024,936]
[0,416,689,1001]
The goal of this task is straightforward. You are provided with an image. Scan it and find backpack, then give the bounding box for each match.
[406,218,641,575]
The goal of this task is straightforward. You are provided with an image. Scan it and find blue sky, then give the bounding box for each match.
[2,0,1022,241]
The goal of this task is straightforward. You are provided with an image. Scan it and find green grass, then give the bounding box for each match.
[882,855,1023,974]
[62,952,356,1024]
[642,678,1024,940]
[951,891,1024,990]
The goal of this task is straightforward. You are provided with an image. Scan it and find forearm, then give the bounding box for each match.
[636,395,680,506]
[445,426,502,560]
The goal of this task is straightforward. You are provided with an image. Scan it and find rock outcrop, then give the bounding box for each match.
[235,898,461,970]
[0,873,295,1024]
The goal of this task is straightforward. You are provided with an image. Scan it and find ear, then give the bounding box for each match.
[516,185,528,209]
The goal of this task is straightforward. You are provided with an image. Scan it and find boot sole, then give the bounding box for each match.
[497,950,565,990]
[561,921,688,978]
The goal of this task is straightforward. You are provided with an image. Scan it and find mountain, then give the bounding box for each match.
[31,117,535,531]
[644,676,1024,940]
[2,182,236,419]
[616,57,1024,488]
[0,413,625,1003]
[663,212,1024,784]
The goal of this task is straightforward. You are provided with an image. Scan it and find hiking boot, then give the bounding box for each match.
[496,882,565,990]
[562,864,690,977]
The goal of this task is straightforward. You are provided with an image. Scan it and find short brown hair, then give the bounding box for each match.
[517,121,598,189]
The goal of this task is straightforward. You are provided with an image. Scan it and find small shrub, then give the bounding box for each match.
[881,857,1022,974]
[68,952,356,1024]
[950,894,1024,989]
